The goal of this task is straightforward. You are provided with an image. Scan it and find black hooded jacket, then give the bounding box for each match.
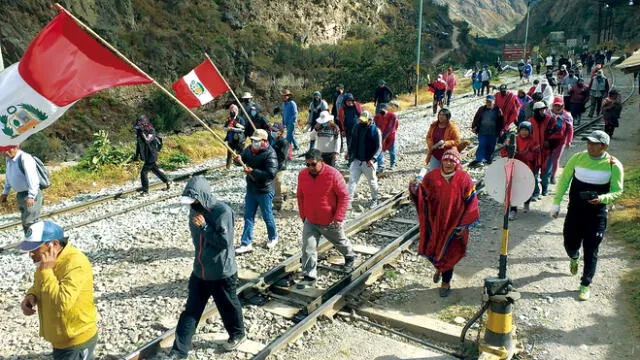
[182,176,237,281]
[241,145,278,193]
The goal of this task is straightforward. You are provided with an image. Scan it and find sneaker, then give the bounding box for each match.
[439,286,452,297]
[468,160,481,168]
[369,199,379,208]
[266,238,279,249]
[530,195,540,202]
[570,258,579,275]
[343,256,356,272]
[523,203,530,213]
[432,271,441,283]
[541,190,549,196]
[509,210,517,221]
[578,285,590,301]
[223,334,247,351]
[378,168,385,174]
[235,244,253,254]
[296,276,317,289]
[164,350,187,360]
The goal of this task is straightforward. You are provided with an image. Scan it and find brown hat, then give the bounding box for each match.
[280,89,293,96]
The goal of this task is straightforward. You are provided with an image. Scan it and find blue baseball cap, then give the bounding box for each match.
[486,95,495,101]
[18,221,65,252]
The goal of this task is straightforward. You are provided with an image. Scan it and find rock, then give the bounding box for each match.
[454,316,466,324]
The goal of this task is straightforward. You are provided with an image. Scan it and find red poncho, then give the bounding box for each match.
[374,112,398,151]
[410,168,480,273]
[495,92,521,129]
[500,134,540,171]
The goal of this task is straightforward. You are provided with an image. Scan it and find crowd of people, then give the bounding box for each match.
[5,55,628,358]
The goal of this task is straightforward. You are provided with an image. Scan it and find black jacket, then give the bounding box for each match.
[241,145,278,193]
[374,86,393,104]
[272,138,289,171]
[135,129,159,164]
[182,176,237,281]
[243,113,270,138]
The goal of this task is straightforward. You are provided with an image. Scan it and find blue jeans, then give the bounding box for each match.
[241,190,278,245]
[286,122,299,151]
[476,135,498,162]
[376,143,396,169]
[540,156,553,195]
[428,157,441,171]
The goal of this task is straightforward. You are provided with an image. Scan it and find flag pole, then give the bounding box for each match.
[204,53,258,133]
[52,3,250,170]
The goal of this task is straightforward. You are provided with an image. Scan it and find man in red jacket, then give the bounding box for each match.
[297,149,355,288]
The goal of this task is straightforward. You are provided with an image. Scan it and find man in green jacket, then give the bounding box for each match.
[170,176,246,358]
[550,130,624,301]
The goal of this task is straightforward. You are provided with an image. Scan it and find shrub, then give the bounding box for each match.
[77,130,131,172]
[158,151,190,170]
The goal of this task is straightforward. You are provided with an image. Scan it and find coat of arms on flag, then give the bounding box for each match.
[172,60,230,108]
[0,104,48,138]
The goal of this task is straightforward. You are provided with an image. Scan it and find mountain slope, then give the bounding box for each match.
[433,0,527,38]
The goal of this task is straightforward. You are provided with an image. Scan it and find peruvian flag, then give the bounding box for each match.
[172,60,230,108]
[0,11,152,151]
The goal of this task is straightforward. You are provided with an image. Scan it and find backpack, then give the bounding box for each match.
[16,153,51,190]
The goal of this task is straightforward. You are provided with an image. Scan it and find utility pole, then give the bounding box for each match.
[523,0,531,59]
[415,0,423,106]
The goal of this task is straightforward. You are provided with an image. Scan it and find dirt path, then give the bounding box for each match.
[369,69,639,359]
[431,25,460,65]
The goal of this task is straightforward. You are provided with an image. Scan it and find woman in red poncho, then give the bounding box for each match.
[409,149,480,297]
[428,74,448,116]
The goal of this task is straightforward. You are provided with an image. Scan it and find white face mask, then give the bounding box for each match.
[251,141,262,149]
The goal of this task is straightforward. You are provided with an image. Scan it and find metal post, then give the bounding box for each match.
[523,1,531,59]
[0,39,4,71]
[415,0,423,106]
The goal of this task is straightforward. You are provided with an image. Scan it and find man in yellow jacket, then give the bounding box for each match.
[19,220,98,360]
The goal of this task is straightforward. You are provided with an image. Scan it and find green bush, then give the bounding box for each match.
[21,132,65,162]
[77,130,131,172]
[146,90,187,133]
[158,151,190,171]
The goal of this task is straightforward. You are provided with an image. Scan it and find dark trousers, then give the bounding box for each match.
[52,335,97,360]
[172,274,245,356]
[588,96,603,117]
[481,81,490,95]
[563,207,607,286]
[604,124,616,137]
[321,152,336,167]
[445,90,453,106]
[442,269,454,283]
[140,162,168,191]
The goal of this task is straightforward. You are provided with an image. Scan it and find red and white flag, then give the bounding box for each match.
[0,11,152,151]
[172,60,230,108]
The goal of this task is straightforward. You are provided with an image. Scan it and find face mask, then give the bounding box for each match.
[251,141,262,149]
[190,202,207,213]
[230,111,237,118]
[250,110,257,117]
[501,90,507,95]
[270,132,278,139]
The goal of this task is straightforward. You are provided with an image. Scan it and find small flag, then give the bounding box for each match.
[172,60,230,108]
[0,11,152,150]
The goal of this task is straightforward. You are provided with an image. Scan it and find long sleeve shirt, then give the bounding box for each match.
[3,151,39,198]
[282,100,298,127]
[553,151,624,206]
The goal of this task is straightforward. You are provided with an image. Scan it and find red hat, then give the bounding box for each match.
[442,149,461,166]
[0,145,18,152]
[552,96,564,106]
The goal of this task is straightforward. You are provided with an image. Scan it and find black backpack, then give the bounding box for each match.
[152,135,163,152]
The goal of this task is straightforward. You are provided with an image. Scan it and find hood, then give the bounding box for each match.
[182,175,216,209]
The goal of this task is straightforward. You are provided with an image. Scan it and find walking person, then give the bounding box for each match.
[530,101,565,200]
[374,104,398,172]
[234,129,279,253]
[171,176,246,357]
[1,146,44,233]
[373,80,393,114]
[444,67,457,106]
[296,149,355,288]
[535,79,554,107]
[548,96,574,184]
[470,95,505,166]
[133,115,170,194]
[307,91,329,150]
[346,112,382,208]
[495,84,521,133]
[240,92,261,117]
[410,149,480,297]
[522,60,533,84]
[428,75,448,116]
[281,89,299,152]
[561,70,579,105]
[19,220,98,359]
[310,111,341,167]
[480,65,492,96]
[331,84,345,118]
[568,78,590,125]
[587,70,610,117]
[270,123,289,211]
[425,109,461,170]
[243,104,271,140]
[601,89,623,138]
[501,122,539,219]
[224,105,246,170]
[337,93,363,153]
[550,131,624,301]
[471,69,482,97]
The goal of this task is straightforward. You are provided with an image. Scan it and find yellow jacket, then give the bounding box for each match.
[27,244,98,349]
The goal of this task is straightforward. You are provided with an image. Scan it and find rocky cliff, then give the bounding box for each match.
[433,0,527,38]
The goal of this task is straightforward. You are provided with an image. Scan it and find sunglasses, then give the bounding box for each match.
[305,162,318,168]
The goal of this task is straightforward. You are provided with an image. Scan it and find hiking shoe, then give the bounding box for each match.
[570,258,579,275]
[235,244,253,254]
[439,286,452,297]
[266,238,279,249]
[223,334,247,351]
[578,285,590,301]
[296,276,317,289]
[369,199,379,208]
[509,210,517,221]
[343,256,356,272]
[541,190,549,196]
[523,203,530,212]
[468,160,481,168]
[432,271,441,283]
[530,195,540,202]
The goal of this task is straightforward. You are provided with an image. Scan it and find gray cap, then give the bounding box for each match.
[584,130,610,145]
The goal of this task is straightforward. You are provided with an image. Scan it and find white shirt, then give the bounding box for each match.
[3,151,40,198]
